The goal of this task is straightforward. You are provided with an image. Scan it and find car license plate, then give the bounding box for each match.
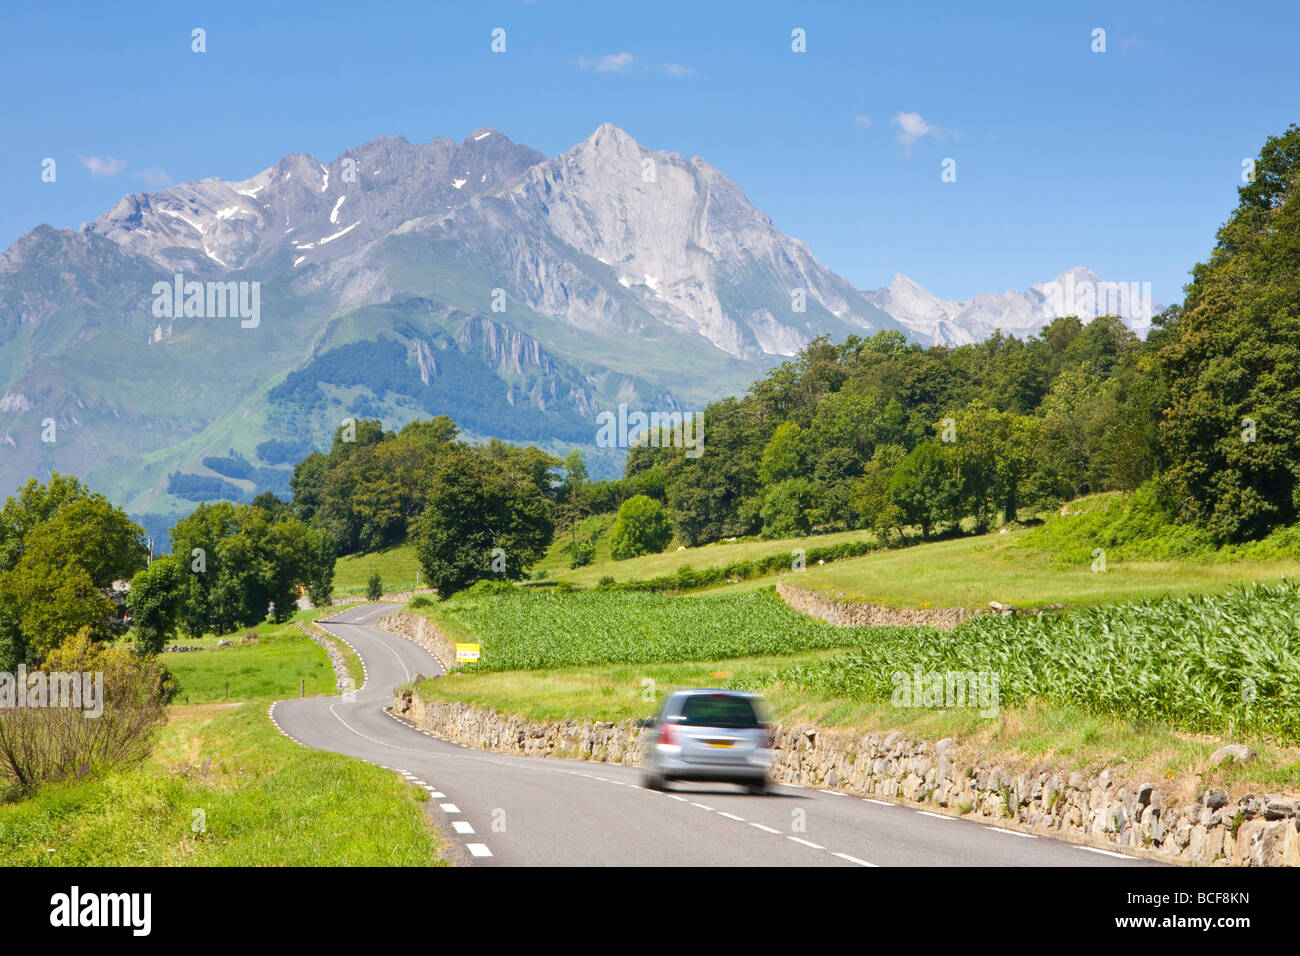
[706,740,734,748]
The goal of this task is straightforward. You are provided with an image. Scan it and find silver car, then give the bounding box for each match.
[639,689,775,794]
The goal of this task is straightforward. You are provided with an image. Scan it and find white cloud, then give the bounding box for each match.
[134,167,172,188]
[79,155,127,177]
[890,112,943,150]
[575,52,634,73]
[663,62,694,76]
[853,114,872,128]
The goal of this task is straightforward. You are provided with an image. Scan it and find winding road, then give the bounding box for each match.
[270,603,1160,867]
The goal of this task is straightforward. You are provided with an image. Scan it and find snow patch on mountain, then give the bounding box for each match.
[865,267,1164,345]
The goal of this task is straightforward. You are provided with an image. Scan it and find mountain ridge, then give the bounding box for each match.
[0,123,1163,526]
[865,265,1164,345]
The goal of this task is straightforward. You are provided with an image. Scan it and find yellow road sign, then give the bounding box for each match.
[455,642,481,662]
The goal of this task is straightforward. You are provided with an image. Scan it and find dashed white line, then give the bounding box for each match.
[788,836,825,850]
[832,851,878,867]
[1077,846,1136,860]
[466,844,493,857]
[864,798,894,807]
[452,821,475,834]
[718,812,745,822]
[916,810,956,821]
[749,822,780,834]
[985,826,1037,839]
[690,802,715,812]
[439,803,460,813]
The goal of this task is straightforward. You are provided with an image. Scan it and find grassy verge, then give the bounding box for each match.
[0,612,445,866]
[0,702,443,865]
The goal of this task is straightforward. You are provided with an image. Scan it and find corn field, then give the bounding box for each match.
[770,582,1300,741]
[441,589,863,671]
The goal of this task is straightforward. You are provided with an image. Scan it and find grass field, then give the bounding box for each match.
[165,618,340,704]
[768,528,1300,608]
[336,486,1300,611]
[538,522,880,588]
[0,611,444,866]
[333,542,423,596]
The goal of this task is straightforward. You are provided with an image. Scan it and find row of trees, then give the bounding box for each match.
[135,497,335,642]
[603,313,1165,547]
[0,475,336,668]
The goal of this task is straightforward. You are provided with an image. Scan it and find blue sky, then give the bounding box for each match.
[2,0,1297,305]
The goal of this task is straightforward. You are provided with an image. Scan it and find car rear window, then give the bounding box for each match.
[677,694,761,728]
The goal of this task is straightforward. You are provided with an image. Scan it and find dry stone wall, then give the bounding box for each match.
[330,587,437,607]
[392,687,1299,866]
[295,621,352,693]
[775,582,985,630]
[377,611,456,672]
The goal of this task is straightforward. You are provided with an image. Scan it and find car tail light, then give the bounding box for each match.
[657,721,677,747]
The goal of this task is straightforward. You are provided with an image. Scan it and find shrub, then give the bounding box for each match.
[609,495,672,560]
[570,540,596,569]
[366,571,383,602]
[0,630,172,793]
[408,595,433,609]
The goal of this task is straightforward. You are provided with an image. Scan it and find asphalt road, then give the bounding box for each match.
[271,602,1161,867]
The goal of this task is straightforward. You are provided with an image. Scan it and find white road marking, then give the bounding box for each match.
[985,826,1037,839]
[690,802,715,811]
[718,812,745,822]
[864,799,894,807]
[452,821,475,834]
[439,803,460,813]
[1077,846,1136,860]
[788,836,825,850]
[749,823,780,834]
[326,703,424,753]
[818,789,846,796]
[466,843,492,857]
[833,851,878,867]
[428,792,445,798]
[667,795,689,802]
[917,810,956,821]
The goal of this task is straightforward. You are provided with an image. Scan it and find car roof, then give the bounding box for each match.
[668,688,757,699]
